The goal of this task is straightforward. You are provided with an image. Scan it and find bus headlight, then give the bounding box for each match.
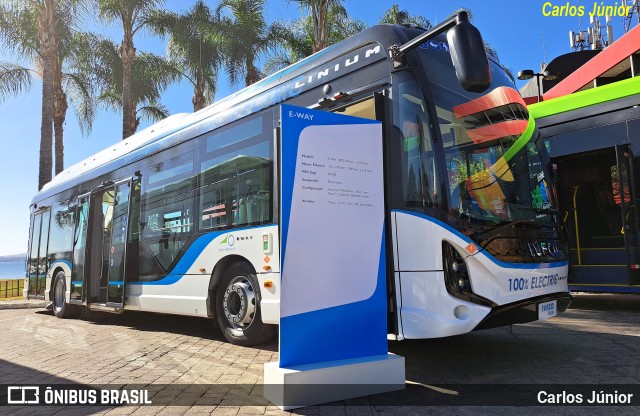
[443,242,471,296]
[442,241,495,307]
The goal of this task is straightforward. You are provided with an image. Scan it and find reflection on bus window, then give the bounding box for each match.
[420,47,557,226]
[395,78,440,207]
[141,152,196,273]
[200,115,272,230]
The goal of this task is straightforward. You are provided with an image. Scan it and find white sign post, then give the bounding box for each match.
[264,105,405,409]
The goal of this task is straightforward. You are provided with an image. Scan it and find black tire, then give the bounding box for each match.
[52,271,78,319]
[215,262,275,346]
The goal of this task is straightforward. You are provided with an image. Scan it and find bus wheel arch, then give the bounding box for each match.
[51,270,78,319]
[207,254,250,317]
[210,258,275,346]
[48,266,65,303]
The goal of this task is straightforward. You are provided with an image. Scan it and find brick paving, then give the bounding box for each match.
[0,294,639,415]
[0,299,48,309]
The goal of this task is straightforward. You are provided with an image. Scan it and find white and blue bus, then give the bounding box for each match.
[25,13,571,346]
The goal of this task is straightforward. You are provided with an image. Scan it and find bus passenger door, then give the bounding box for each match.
[105,180,131,308]
[555,147,637,286]
[615,145,640,284]
[84,180,132,309]
[27,209,51,299]
[332,92,400,335]
[70,194,90,304]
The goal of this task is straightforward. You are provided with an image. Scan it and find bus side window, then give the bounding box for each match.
[140,152,197,276]
[126,178,141,282]
[395,79,440,208]
[49,201,76,255]
[200,113,273,230]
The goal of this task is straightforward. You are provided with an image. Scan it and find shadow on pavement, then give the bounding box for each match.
[33,309,279,352]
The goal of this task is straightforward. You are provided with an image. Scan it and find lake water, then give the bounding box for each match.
[0,261,26,279]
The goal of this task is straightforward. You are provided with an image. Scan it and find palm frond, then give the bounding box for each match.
[0,62,34,102]
[136,102,169,123]
[62,71,95,136]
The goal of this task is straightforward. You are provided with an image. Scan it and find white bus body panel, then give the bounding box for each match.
[392,211,569,339]
[398,271,491,338]
[124,225,280,319]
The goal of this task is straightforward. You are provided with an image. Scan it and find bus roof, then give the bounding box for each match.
[34,24,412,205]
[529,75,640,121]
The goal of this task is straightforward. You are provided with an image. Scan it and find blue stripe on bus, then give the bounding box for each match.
[128,224,276,286]
[394,210,569,270]
[71,281,83,285]
[108,281,124,285]
[48,259,72,272]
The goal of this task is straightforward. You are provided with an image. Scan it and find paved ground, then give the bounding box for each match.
[0,299,47,309]
[0,293,639,415]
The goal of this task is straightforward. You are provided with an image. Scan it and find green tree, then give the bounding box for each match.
[216,0,288,86]
[52,31,99,175]
[149,0,222,111]
[97,0,165,139]
[0,0,91,187]
[0,0,55,189]
[291,0,348,54]
[265,8,366,73]
[93,39,180,135]
[379,4,431,29]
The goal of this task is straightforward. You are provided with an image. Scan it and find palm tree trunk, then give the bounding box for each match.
[192,85,206,112]
[311,1,330,54]
[37,0,57,190]
[120,38,136,140]
[53,91,66,175]
[245,59,259,86]
[53,58,67,175]
[40,64,54,189]
[129,105,139,135]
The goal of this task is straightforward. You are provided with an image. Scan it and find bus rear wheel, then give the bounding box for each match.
[52,271,78,319]
[215,262,275,346]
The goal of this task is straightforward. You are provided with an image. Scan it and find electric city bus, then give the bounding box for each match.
[531,76,640,293]
[25,13,570,346]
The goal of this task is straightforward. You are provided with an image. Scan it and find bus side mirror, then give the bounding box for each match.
[447,13,491,93]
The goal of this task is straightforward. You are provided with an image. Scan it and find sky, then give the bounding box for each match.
[0,0,635,255]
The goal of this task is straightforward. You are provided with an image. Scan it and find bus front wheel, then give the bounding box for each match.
[52,271,78,319]
[215,262,275,346]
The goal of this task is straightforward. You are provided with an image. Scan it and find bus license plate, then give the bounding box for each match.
[538,300,557,320]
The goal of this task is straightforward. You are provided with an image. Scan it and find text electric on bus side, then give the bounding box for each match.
[25,12,571,346]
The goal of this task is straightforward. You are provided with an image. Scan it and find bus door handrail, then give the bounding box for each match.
[573,185,581,265]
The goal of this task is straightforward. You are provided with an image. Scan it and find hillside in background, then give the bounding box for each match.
[0,253,26,262]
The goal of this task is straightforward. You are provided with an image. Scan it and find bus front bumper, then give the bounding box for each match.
[473,292,572,331]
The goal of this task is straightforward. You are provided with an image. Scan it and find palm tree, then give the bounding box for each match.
[97,0,165,139]
[52,31,98,175]
[265,9,366,74]
[379,4,431,29]
[216,0,289,86]
[290,0,347,54]
[93,39,180,135]
[0,0,88,188]
[149,0,222,112]
[263,18,312,74]
[0,0,55,189]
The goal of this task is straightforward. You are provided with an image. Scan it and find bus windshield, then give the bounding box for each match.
[417,44,556,227]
